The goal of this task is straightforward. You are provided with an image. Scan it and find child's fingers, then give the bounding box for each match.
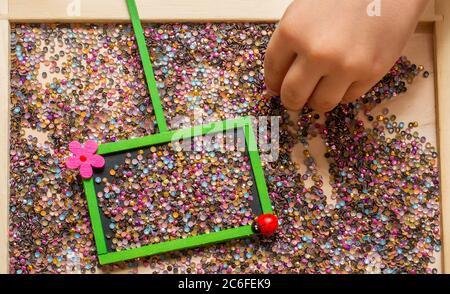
[341,78,379,103]
[280,57,322,111]
[307,75,352,112]
[264,28,297,94]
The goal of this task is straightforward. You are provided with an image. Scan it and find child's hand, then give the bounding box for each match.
[264,0,429,112]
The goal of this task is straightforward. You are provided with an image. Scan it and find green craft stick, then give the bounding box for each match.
[83,118,273,265]
[127,0,168,132]
[80,0,276,265]
[83,178,108,254]
[244,117,273,214]
[98,225,254,265]
[97,117,247,155]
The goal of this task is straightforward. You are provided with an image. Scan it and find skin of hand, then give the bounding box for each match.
[264,0,430,112]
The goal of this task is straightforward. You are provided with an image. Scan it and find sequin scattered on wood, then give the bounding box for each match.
[9,23,440,274]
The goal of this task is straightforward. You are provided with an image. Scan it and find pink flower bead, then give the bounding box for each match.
[65,140,105,179]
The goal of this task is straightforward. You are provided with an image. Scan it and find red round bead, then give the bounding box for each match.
[256,214,279,237]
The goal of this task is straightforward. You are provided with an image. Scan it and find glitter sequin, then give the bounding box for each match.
[9,23,440,274]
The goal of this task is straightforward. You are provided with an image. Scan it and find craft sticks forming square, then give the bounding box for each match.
[81,0,274,265]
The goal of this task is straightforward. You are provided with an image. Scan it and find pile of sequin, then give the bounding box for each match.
[95,136,255,251]
[144,23,270,127]
[9,23,440,274]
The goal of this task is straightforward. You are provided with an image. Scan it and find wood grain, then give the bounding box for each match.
[0,0,7,19]
[0,0,9,275]
[0,0,447,274]
[7,0,441,23]
[435,0,450,274]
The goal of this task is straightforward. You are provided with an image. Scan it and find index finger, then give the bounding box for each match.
[264,26,297,94]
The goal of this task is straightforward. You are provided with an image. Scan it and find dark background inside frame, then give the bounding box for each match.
[91,128,263,252]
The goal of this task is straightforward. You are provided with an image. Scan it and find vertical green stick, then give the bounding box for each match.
[126,0,168,132]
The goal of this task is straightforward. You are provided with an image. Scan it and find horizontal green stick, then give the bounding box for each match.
[98,117,249,155]
[99,225,254,265]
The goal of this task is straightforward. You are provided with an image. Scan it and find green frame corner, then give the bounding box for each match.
[83,116,273,265]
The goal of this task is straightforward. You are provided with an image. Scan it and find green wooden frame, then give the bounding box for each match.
[80,0,274,265]
[83,116,273,265]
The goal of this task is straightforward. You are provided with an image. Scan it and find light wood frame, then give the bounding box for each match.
[0,0,449,273]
